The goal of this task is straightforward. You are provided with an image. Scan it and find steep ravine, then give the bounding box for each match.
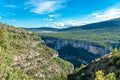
[41,36,110,68]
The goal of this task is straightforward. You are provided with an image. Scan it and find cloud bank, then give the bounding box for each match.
[51,3,120,28]
[91,4,120,22]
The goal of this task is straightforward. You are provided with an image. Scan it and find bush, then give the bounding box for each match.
[95,70,116,80]
[105,72,116,80]
[95,70,104,80]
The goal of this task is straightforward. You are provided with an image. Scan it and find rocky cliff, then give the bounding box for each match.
[41,36,110,67]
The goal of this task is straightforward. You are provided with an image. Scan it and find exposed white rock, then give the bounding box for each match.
[42,37,110,56]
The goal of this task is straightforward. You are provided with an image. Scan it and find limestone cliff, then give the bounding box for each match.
[41,36,110,67]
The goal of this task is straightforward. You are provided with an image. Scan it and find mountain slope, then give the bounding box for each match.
[0,23,73,80]
[26,18,120,32]
[60,18,120,31]
[67,49,120,80]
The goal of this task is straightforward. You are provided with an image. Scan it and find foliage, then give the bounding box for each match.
[95,70,105,80]
[95,70,116,80]
[113,48,120,68]
[0,28,31,80]
[0,27,9,48]
[67,49,120,80]
[105,72,116,80]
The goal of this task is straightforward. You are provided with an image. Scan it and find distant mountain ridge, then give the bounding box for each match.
[26,27,59,32]
[60,18,120,31]
[26,18,120,32]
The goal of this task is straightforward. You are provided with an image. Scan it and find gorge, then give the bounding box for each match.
[41,36,110,68]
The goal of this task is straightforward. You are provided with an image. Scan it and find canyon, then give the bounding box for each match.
[41,36,110,68]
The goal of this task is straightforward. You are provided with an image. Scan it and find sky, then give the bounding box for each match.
[0,0,120,28]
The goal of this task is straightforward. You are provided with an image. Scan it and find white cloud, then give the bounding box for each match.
[52,20,88,28]
[25,0,68,14]
[52,3,120,28]
[88,4,120,25]
[0,17,2,19]
[43,18,54,21]
[49,14,61,18]
[53,22,65,27]
[91,8,120,22]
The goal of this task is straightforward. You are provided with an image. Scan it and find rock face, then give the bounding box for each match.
[41,36,110,67]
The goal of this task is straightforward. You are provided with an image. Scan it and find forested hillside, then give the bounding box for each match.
[67,48,120,80]
[0,23,73,80]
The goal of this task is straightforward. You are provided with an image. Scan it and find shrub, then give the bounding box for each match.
[95,70,116,80]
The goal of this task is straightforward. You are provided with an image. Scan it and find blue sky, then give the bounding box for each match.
[0,0,120,28]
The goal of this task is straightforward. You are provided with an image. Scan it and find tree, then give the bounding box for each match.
[95,70,116,80]
[105,72,116,80]
[95,70,105,80]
